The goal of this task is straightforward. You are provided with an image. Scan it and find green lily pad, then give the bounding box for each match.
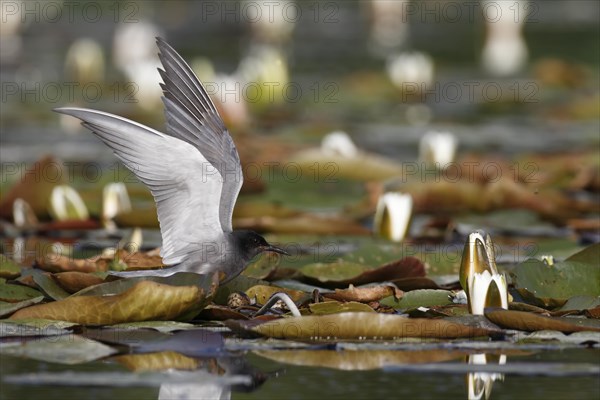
[301,262,367,282]
[0,283,43,302]
[0,255,21,279]
[0,334,116,364]
[309,301,375,315]
[0,297,45,318]
[27,269,70,300]
[380,289,453,310]
[557,295,600,312]
[512,258,599,303]
[566,243,600,264]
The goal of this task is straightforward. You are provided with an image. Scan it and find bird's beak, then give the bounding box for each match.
[262,245,290,256]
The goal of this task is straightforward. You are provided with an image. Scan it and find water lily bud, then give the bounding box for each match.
[387,51,434,91]
[103,183,132,229]
[460,231,508,315]
[49,185,89,221]
[64,38,105,84]
[321,131,358,158]
[13,198,38,229]
[119,227,143,253]
[419,131,457,169]
[373,193,412,242]
[459,231,497,293]
[481,0,528,76]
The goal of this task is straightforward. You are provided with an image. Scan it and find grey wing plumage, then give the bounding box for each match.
[53,107,224,265]
[156,37,242,233]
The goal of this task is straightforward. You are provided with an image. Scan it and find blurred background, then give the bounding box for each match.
[1,0,599,262]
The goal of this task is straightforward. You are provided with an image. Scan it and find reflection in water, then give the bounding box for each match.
[467,353,506,400]
[115,352,271,400]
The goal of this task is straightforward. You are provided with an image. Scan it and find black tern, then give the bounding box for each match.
[55,38,288,283]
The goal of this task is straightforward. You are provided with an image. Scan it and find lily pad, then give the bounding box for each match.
[0,255,21,279]
[10,280,205,324]
[484,308,600,333]
[300,257,425,289]
[245,285,307,304]
[0,319,73,337]
[512,258,599,304]
[379,289,453,310]
[558,296,600,312]
[0,282,43,302]
[0,297,45,318]
[324,285,402,303]
[53,271,105,293]
[0,334,116,364]
[25,269,70,300]
[309,301,375,314]
[109,321,196,332]
[238,312,492,340]
[566,243,600,264]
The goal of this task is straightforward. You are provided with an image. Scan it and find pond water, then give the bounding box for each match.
[1,1,599,400]
[2,346,599,400]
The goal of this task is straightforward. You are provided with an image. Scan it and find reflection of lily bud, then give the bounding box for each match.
[419,131,457,169]
[373,193,412,242]
[49,185,89,221]
[103,183,132,230]
[321,131,358,158]
[467,353,506,400]
[459,231,508,315]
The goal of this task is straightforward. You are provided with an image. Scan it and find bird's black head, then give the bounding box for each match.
[232,230,289,260]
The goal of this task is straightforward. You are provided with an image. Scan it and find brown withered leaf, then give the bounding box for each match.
[35,253,108,273]
[484,308,600,333]
[300,256,425,289]
[10,281,203,324]
[324,284,402,303]
[35,249,163,274]
[53,272,105,294]
[239,312,492,340]
[197,305,249,321]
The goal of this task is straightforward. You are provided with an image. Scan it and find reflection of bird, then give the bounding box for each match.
[55,38,287,283]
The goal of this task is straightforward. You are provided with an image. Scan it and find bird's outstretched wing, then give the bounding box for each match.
[156,37,242,233]
[54,107,224,265]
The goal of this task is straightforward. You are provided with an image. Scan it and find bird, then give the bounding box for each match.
[55,37,288,283]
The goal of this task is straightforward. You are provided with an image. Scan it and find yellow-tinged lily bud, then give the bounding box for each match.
[419,131,458,169]
[321,131,358,158]
[373,193,412,242]
[49,185,89,221]
[103,183,132,230]
[460,231,508,315]
[13,198,38,229]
